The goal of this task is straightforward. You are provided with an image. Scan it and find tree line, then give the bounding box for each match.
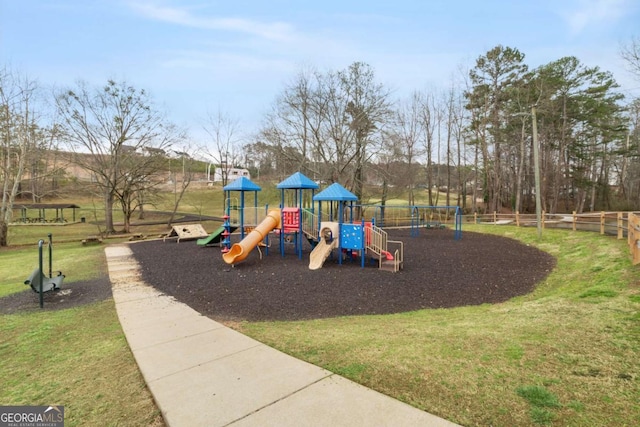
[248,44,640,216]
[1,40,639,246]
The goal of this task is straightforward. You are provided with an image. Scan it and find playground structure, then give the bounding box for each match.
[196,225,238,246]
[164,224,209,243]
[24,233,65,308]
[308,222,340,270]
[308,183,404,272]
[215,173,462,272]
[220,173,319,264]
[308,220,401,272]
[222,209,281,264]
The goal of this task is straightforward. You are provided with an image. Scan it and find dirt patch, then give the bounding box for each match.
[0,277,112,315]
[127,229,556,322]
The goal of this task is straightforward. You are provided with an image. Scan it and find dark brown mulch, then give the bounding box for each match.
[128,229,556,322]
[0,277,113,315]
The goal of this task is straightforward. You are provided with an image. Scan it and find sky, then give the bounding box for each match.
[2,0,639,145]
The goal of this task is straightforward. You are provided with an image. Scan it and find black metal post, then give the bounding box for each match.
[38,239,44,308]
[48,233,53,278]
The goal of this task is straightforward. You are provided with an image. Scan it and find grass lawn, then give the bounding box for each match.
[0,240,163,426]
[1,209,639,426]
[0,301,163,426]
[239,226,640,426]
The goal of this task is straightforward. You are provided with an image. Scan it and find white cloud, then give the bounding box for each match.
[561,0,632,35]
[127,1,295,41]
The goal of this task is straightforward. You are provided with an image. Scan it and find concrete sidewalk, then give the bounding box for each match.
[105,244,460,427]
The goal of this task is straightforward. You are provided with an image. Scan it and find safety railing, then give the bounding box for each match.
[386,239,404,272]
[226,206,266,227]
[302,209,319,241]
[368,224,387,257]
[367,223,404,271]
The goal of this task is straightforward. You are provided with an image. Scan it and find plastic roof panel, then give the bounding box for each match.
[313,183,358,201]
[223,176,262,191]
[276,172,319,189]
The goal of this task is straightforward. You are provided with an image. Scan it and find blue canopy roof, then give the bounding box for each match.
[276,172,319,189]
[223,176,262,192]
[313,183,358,201]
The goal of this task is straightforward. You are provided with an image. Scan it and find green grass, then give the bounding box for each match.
[0,302,163,426]
[0,191,229,425]
[517,385,562,408]
[238,226,640,426]
[6,192,226,247]
[516,385,561,426]
[2,205,640,426]
[1,224,164,426]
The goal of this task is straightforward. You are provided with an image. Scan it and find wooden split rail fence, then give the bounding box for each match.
[469,211,640,266]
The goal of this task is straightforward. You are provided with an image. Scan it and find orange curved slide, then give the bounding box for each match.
[222,209,281,265]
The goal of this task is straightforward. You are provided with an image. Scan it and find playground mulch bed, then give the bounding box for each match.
[128,228,556,322]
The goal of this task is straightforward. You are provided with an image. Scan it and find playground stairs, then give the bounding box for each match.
[366,248,403,273]
[380,258,401,272]
[366,224,404,273]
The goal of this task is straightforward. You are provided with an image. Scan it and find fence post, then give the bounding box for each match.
[474,212,477,224]
[600,211,605,235]
[572,211,577,232]
[542,210,546,229]
[493,211,497,224]
[617,212,623,240]
[516,211,520,227]
[629,213,640,265]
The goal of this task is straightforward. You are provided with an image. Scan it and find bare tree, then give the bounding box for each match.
[391,91,425,205]
[259,62,391,205]
[0,68,41,246]
[112,149,170,233]
[621,36,640,79]
[27,124,67,202]
[56,79,182,234]
[339,62,393,205]
[420,91,443,206]
[167,143,201,226]
[448,86,472,210]
[263,67,318,177]
[203,109,241,187]
[372,129,404,215]
[259,67,346,182]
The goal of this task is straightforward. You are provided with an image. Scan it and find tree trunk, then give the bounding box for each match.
[352,136,365,219]
[380,177,388,224]
[104,189,115,234]
[123,215,131,234]
[515,120,526,212]
[0,221,7,247]
[472,145,479,213]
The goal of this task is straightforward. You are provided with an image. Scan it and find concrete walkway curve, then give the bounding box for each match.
[106,244,460,427]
